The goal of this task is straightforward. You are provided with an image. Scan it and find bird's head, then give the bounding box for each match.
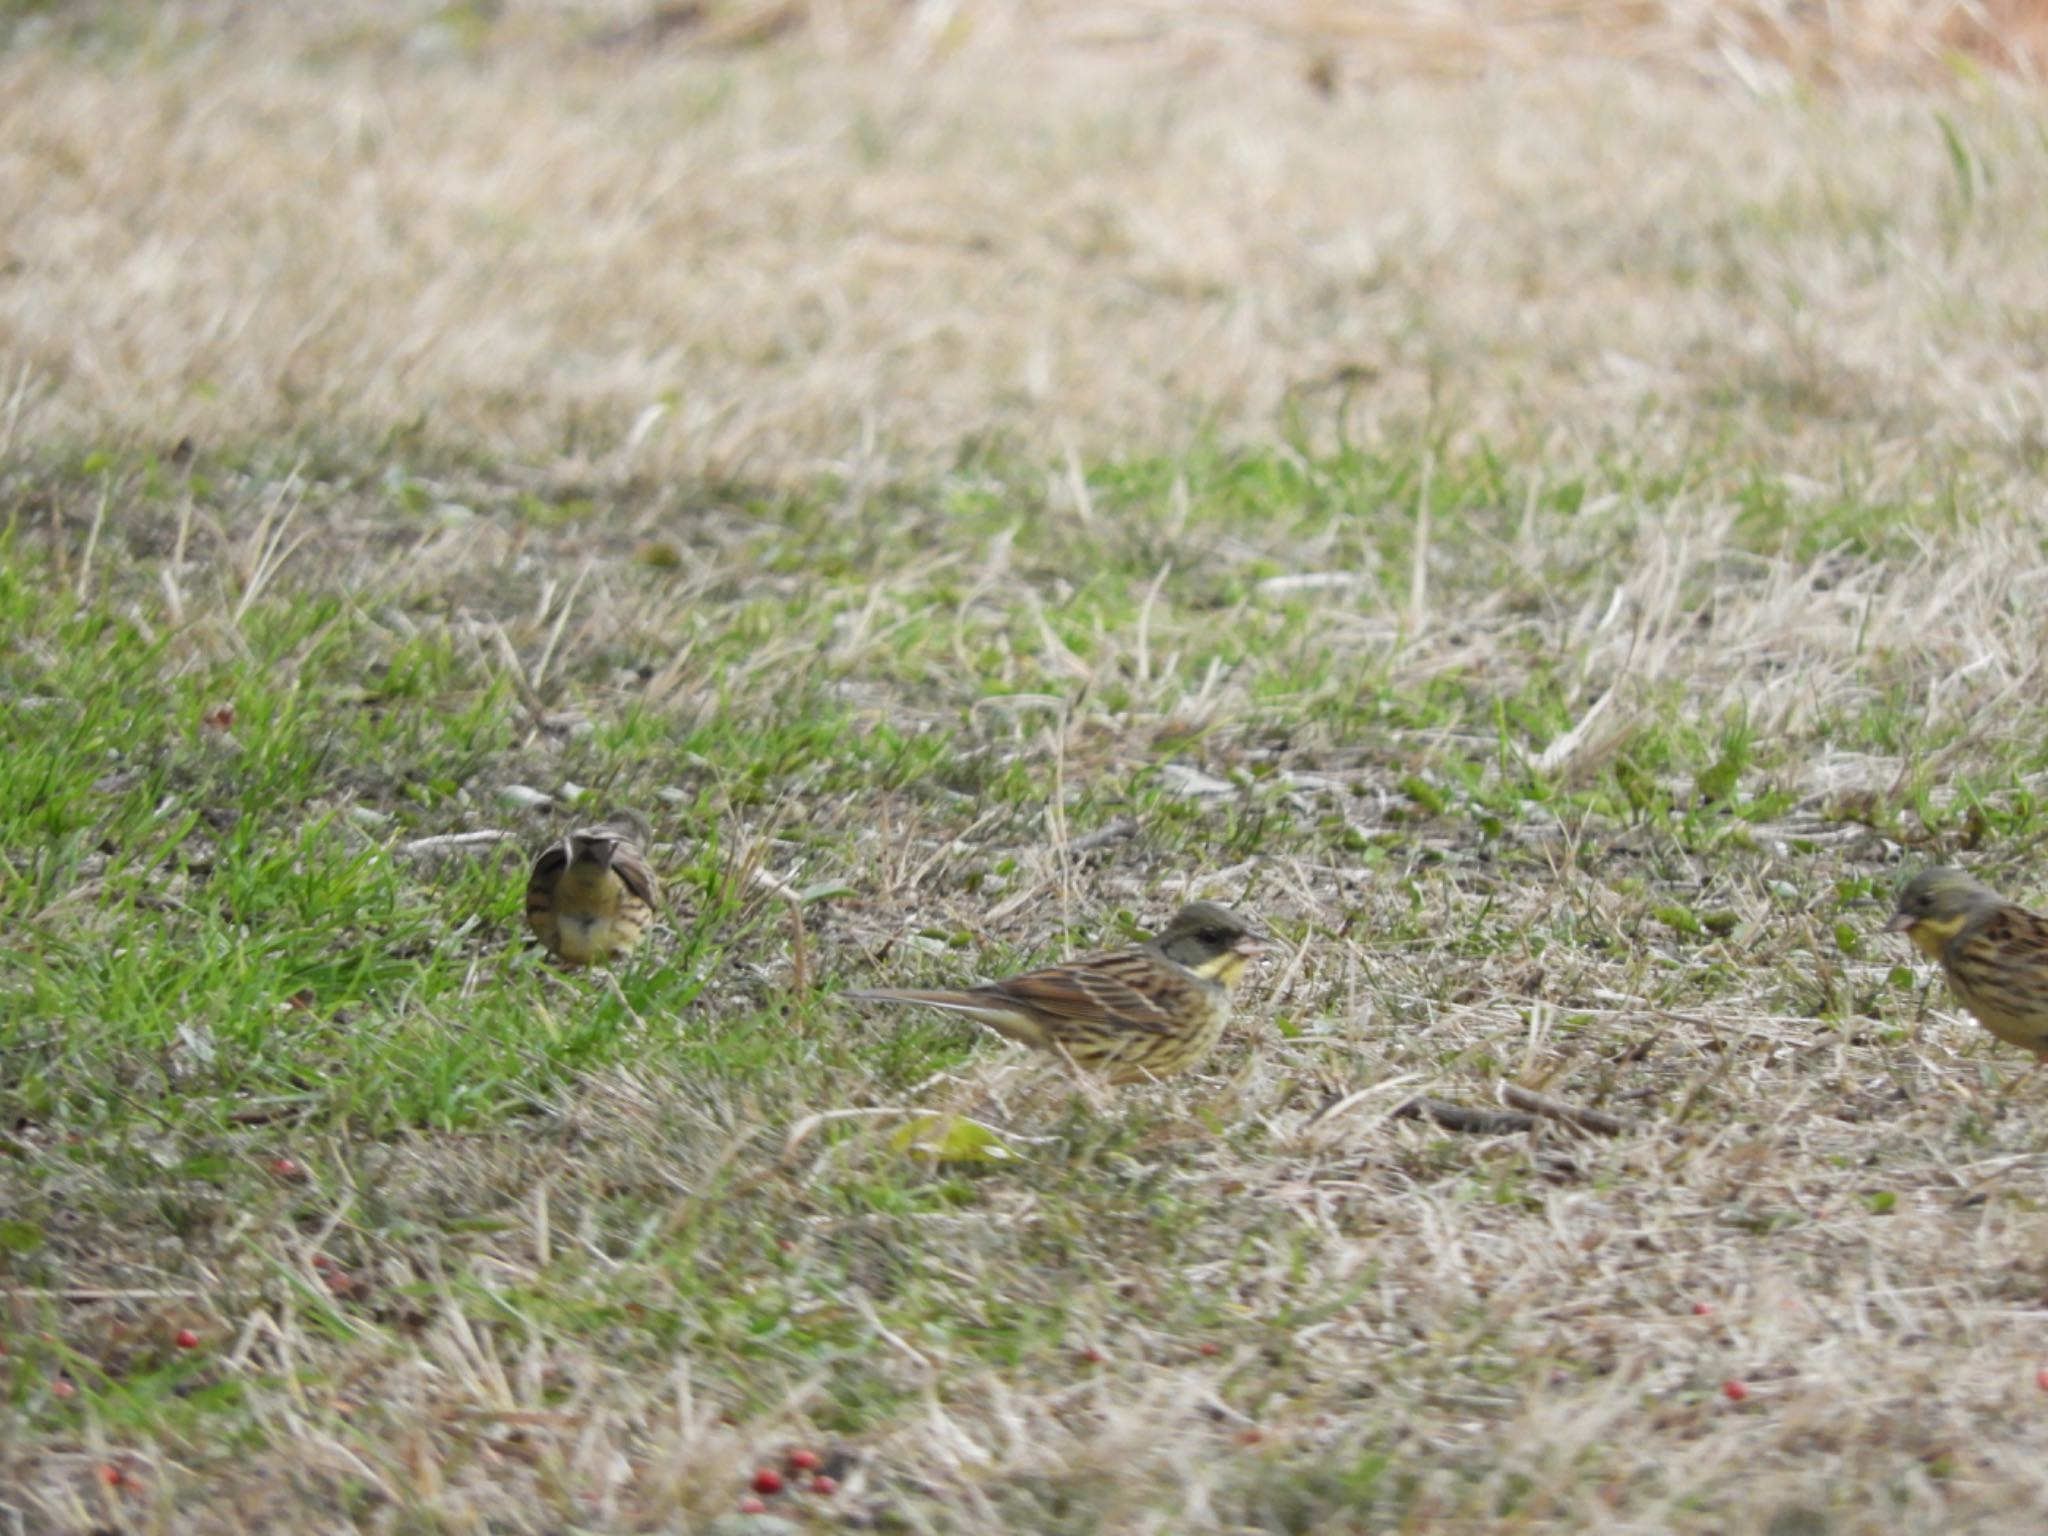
[1151,901,1269,988]
[1884,866,2005,957]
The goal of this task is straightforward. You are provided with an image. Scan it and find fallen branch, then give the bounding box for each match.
[1393,1097,1536,1135]
[1391,1085,1637,1138]
[1499,1084,1633,1137]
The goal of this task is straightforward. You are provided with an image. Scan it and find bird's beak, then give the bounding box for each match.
[572,836,618,867]
[1881,911,1915,935]
[1232,932,1272,960]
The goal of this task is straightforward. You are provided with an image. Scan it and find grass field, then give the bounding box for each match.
[9,3,2048,1531]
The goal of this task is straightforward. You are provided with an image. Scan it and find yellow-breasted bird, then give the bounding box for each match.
[525,828,659,966]
[845,901,1268,1082]
[1885,866,2048,1059]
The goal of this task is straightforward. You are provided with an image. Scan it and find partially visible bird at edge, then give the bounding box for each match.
[1886,866,2048,1061]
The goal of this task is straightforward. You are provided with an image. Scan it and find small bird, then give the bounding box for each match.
[1885,866,2048,1059]
[525,828,659,966]
[845,901,1268,1082]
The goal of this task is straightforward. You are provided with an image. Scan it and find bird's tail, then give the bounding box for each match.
[843,986,986,1012]
[841,987,1046,1048]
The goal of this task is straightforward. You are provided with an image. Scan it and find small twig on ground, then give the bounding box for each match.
[1499,1084,1634,1136]
[748,865,804,903]
[227,1101,315,1126]
[402,830,518,855]
[1066,817,1141,854]
[787,898,809,991]
[1393,1097,1538,1135]
[985,874,1054,925]
[1392,1085,1636,1137]
[487,620,550,722]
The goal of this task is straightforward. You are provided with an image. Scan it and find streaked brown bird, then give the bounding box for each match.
[845,901,1268,1082]
[525,828,659,966]
[1885,866,2048,1059]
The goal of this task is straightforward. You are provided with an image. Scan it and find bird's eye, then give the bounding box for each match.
[1201,927,1230,944]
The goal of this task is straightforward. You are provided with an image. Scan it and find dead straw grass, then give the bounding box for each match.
[7,2,2048,488]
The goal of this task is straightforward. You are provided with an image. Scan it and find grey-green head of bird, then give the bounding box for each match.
[1148,901,1269,986]
[1884,866,2007,958]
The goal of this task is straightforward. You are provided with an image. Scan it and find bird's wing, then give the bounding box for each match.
[526,845,569,894]
[977,950,1185,1036]
[612,843,659,906]
[1950,904,2048,1013]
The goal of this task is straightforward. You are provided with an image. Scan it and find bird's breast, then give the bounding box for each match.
[556,866,626,918]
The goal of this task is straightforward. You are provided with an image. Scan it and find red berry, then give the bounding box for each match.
[1198,1341,1221,1356]
[1721,1379,1748,1401]
[98,1463,123,1486]
[1691,1302,1714,1316]
[809,1474,839,1496]
[751,1467,784,1496]
[310,1253,332,1270]
[786,1448,820,1472]
[737,1495,767,1514]
[51,1377,75,1399]
[1076,1347,1105,1366]
[1236,1427,1265,1445]
[2036,1366,2048,1392]
[270,1157,305,1181]
[175,1328,199,1349]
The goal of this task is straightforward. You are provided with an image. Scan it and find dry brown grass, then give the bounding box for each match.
[10,4,2048,1534]
[8,1,2048,487]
